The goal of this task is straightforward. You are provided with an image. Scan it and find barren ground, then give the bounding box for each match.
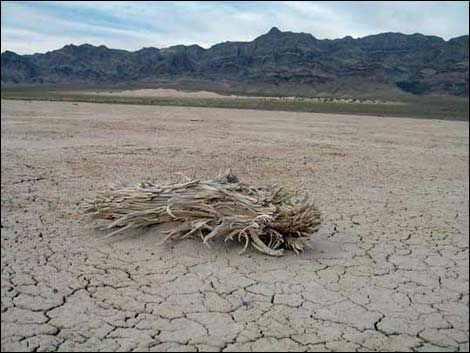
[80,88,392,104]
[82,88,229,99]
[1,100,469,352]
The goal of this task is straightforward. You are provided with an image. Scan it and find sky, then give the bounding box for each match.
[1,1,469,54]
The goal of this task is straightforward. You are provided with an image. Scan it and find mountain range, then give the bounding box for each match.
[1,27,469,97]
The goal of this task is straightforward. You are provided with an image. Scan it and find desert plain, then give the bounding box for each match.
[1,99,469,351]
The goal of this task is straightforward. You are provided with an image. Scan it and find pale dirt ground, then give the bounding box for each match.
[1,100,469,352]
[81,88,392,104]
[88,88,228,99]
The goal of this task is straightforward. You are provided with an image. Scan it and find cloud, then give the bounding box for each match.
[1,1,468,54]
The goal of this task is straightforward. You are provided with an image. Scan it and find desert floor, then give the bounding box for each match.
[80,88,389,104]
[1,100,469,352]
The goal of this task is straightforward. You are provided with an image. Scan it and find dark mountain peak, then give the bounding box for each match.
[361,32,444,42]
[57,44,83,54]
[267,27,282,35]
[136,47,160,53]
[1,50,19,58]
[63,43,93,49]
[187,44,205,50]
[59,43,107,52]
[49,43,129,58]
[448,35,469,45]
[358,32,446,51]
[263,27,316,40]
[164,44,205,52]
[254,27,316,47]
[60,44,76,51]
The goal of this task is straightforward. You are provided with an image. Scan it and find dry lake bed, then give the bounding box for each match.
[1,100,469,351]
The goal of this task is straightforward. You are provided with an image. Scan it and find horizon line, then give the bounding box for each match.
[2,27,469,56]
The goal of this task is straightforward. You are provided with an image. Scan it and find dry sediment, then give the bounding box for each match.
[1,100,468,351]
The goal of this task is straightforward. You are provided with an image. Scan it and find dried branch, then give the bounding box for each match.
[83,169,321,256]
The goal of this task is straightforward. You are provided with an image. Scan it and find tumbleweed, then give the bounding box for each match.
[83,170,321,256]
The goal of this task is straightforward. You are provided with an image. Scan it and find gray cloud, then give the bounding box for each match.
[1,1,468,54]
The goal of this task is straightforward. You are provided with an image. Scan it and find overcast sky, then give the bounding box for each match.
[1,1,469,54]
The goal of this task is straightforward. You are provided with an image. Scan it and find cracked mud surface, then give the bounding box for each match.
[1,100,469,352]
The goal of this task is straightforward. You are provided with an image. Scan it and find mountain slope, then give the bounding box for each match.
[2,27,469,96]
